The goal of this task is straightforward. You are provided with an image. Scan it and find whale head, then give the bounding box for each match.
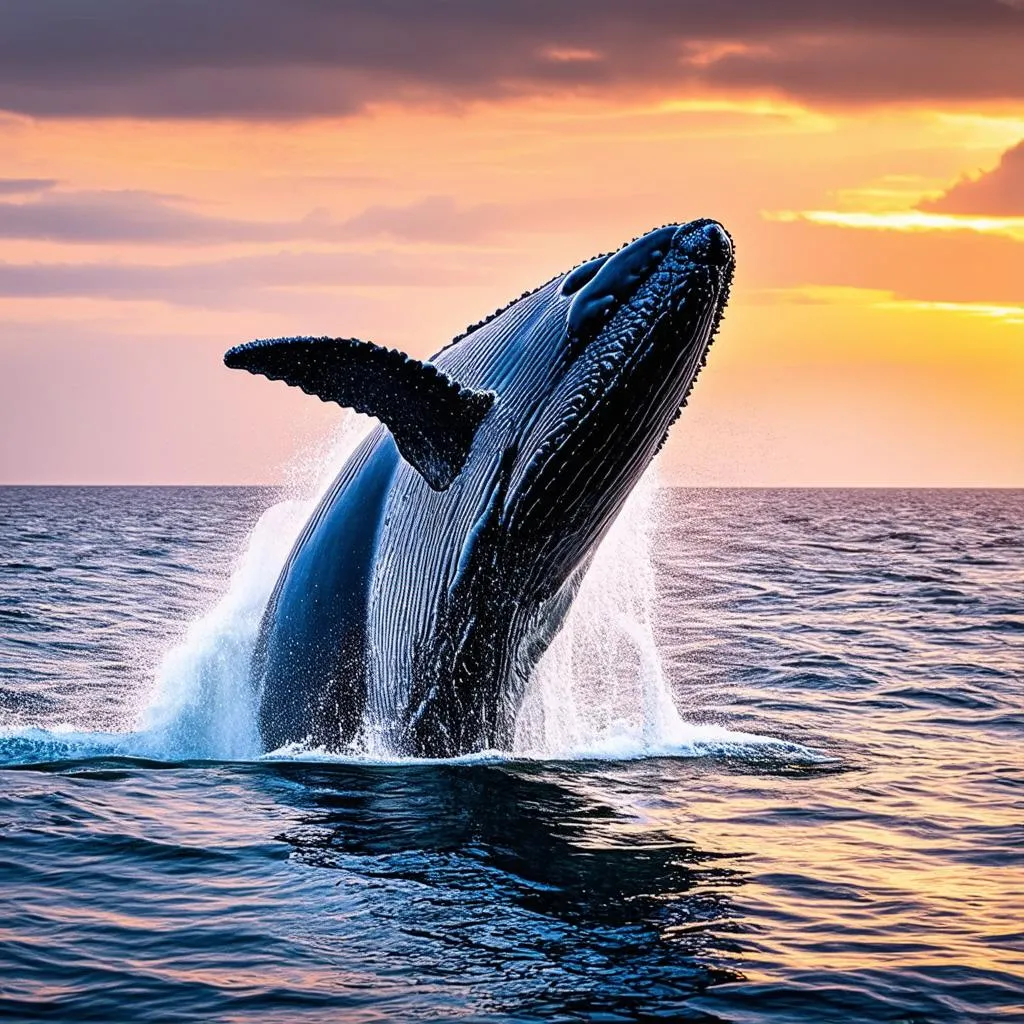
[484,219,735,593]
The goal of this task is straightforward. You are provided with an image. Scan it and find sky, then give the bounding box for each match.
[0,1,1022,486]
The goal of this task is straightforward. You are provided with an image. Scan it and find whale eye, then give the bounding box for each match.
[560,255,609,297]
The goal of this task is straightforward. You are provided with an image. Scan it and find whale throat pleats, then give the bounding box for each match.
[224,336,495,490]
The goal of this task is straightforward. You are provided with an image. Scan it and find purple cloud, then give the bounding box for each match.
[919,140,1024,216]
[0,191,554,245]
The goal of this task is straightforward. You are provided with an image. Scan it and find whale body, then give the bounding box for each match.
[225,219,734,757]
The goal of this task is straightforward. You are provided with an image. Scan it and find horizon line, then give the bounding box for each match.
[2,482,1021,491]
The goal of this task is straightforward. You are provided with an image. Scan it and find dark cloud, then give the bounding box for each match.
[919,140,1024,215]
[0,178,58,195]
[0,1,1022,119]
[0,190,546,245]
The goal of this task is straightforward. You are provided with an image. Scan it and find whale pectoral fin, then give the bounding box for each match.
[224,336,495,490]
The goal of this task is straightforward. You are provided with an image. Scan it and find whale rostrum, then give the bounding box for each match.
[225,219,735,757]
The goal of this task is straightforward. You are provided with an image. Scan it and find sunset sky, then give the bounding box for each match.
[1,1,1022,486]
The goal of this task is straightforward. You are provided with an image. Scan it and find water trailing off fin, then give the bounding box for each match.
[224,336,495,490]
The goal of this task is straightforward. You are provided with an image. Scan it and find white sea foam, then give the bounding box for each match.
[135,415,374,761]
[510,463,805,761]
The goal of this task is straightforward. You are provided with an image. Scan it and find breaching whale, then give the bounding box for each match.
[225,219,734,757]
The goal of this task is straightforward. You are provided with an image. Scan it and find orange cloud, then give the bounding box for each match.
[0,191,575,247]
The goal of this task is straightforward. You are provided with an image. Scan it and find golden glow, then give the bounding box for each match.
[931,111,1024,149]
[882,299,1024,324]
[654,95,833,129]
[762,286,1024,325]
[768,208,1024,241]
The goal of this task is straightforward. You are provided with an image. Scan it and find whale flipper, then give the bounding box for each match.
[225,336,495,490]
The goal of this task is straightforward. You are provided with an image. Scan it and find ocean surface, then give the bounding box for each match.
[0,484,1021,1023]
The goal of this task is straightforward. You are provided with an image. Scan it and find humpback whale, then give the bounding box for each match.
[225,219,734,757]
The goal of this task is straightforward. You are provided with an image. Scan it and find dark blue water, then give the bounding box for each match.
[1,486,1021,1022]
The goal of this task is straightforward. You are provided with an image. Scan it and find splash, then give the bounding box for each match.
[136,415,374,761]
[138,498,305,759]
[1,423,822,767]
[512,462,792,760]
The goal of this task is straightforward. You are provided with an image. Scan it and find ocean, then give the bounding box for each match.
[0,484,1021,1022]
